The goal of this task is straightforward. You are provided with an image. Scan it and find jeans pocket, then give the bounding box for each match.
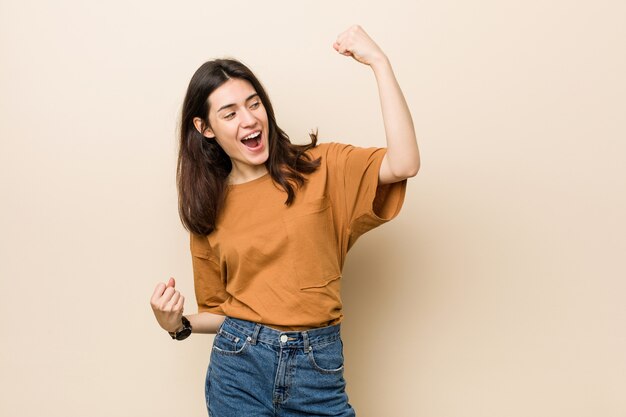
[212,327,249,355]
[307,338,345,374]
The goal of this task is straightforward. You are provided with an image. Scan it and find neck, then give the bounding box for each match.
[227,165,268,185]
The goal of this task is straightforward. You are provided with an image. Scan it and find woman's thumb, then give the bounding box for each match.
[167,277,176,288]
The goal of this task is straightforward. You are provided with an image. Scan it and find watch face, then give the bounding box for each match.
[176,327,192,340]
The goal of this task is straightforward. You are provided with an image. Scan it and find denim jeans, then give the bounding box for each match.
[206,317,356,417]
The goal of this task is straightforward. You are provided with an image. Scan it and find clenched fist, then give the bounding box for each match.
[333,25,387,67]
[150,277,185,333]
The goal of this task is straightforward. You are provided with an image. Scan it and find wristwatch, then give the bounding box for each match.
[169,316,192,341]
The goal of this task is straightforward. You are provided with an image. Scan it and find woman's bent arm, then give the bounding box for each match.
[150,277,225,335]
[334,25,420,184]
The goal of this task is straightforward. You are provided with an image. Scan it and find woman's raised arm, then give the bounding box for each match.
[333,25,420,184]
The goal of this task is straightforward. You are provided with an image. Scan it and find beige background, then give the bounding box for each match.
[1,0,625,416]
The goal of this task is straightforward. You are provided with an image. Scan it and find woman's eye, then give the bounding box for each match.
[250,101,260,109]
[224,112,235,120]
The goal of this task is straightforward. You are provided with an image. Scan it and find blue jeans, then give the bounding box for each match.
[206,317,356,417]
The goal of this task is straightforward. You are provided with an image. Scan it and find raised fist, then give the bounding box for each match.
[333,25,387,66]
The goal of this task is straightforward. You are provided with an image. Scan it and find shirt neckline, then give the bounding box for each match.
[227,172,271,190]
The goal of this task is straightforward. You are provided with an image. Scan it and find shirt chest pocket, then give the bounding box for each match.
[282,196,341,289]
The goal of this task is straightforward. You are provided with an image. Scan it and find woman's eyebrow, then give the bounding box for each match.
[216,93,260,113]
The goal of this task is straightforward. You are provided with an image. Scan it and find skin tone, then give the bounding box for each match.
[150,25,421,334]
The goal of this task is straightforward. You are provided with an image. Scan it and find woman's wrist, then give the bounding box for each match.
[369,54,391,73]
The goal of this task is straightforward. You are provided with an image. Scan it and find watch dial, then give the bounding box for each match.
[176,327,192,340]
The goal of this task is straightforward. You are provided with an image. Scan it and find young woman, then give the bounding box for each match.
[150,25,420,416]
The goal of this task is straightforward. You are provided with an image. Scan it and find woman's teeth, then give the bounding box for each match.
[242,131,260,141]
[241,131,262,148]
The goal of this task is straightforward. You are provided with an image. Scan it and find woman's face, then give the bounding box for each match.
[197,78,270,181]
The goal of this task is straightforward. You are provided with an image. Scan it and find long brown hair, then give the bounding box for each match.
[177,59,321,235]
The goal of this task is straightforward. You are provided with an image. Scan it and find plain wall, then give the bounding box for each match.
[1,1,625,416]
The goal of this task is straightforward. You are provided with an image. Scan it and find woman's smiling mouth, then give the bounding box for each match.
[241,131,262,149]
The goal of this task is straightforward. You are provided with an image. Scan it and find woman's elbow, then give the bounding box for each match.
[395,160,420,180]
[406,162,420,178]
[380,154,420,183]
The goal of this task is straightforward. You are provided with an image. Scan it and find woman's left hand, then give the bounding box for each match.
[333,25,387,67]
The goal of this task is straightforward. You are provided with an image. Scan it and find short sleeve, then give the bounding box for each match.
[190,233,228,315]
[324,142,407,251]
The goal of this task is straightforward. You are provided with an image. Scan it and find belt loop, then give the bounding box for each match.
[250,324,261,345]
[302,331,311,351]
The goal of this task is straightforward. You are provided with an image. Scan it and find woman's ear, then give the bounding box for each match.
[193,117,215,139]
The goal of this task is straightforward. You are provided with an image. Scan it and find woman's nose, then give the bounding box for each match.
[239,109,257,127]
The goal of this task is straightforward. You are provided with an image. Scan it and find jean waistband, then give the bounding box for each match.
[221,317,341,349]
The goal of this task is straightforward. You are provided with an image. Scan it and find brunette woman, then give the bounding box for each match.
[150,25,420,416]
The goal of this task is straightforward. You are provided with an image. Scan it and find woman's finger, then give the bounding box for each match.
[174,295,185,313]
[165,291,181,311]
[161,286,175,301]
[150,282,166,303]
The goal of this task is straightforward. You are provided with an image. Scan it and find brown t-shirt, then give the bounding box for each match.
[190,142,407,330]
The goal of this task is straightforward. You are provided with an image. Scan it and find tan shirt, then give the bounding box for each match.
[190,142,407,330]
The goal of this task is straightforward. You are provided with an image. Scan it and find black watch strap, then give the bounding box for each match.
[169,316,192,341]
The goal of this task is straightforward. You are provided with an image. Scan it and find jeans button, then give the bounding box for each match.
[280,334,288,343]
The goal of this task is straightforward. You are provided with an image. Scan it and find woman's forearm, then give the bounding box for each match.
[187,312,226,334]
[371,56,420,182]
